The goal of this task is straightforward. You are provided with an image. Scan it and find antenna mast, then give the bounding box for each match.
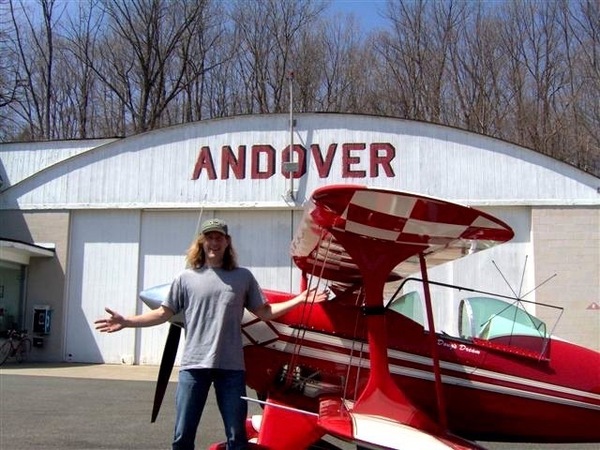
[284,71,298,202]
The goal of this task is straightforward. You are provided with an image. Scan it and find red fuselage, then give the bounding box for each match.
[243,290,600,444]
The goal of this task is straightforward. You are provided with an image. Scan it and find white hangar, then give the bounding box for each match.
[0,113,598,365]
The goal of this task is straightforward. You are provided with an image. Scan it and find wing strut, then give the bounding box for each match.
[328,231,441,434]
[151,324,181,422]
[419,252,448,431]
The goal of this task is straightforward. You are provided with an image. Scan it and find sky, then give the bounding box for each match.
[328,0,388,33]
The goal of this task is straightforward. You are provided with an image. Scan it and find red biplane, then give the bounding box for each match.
[142,185,600,450]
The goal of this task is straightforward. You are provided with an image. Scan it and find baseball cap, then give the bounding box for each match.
[200,218,228,236]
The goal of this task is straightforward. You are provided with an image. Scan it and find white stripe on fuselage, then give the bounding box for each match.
[350,414,454,450]
[251,321,600,411]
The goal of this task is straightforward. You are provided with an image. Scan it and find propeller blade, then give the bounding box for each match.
[151,324,181,422]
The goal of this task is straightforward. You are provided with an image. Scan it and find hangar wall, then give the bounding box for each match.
[532,208,600,350]
[64,208,300,365]
[1,113,598,363]
[2,114,597,211]
[0,210,69,361]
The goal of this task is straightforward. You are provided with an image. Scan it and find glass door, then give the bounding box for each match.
[0,261,25,337]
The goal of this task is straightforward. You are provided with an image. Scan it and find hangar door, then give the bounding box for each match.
[65,210,141,363]
[64,208,296,365]
[136,209,296,365]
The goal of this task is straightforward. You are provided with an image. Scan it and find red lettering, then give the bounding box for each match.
[311,144,337,177]
[370,143,395,177]
[221,145,246,179]
[192,142,396,180]
[342,143,366,178]
[192,146,217,180]
[251,145,275,179]
[281,145,306,178]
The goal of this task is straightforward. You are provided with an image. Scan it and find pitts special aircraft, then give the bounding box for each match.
[140,184,600,450]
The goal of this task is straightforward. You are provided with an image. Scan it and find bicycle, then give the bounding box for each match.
[0,329,32,365]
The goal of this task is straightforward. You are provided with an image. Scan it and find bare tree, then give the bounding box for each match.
[56,0,107,138]
[0,6,20,109]
[0,2,24,139]
[290,13,372,113]
[375,0,464,122]
[199,31,244,119]
[500,1,572,163]
[83,0,214,134]
[446,4,510,135]
[170,1,233,122]
[558,0,600,172]
[230,0,326,114]
[6,0,66,139]
[0,0,597,176]
[289,21,326,112]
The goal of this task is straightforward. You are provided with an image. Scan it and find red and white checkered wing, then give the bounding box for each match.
[291,184,514,283]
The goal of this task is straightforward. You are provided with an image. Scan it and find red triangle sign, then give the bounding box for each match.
[586,302,600,310]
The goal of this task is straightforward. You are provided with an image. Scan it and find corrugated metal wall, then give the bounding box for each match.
[138,209,297,365]
[66,210,141,363]
[2,114,597,362]
[2,114,598,211]
[65,208,299,364]
[0,139,117,188]
[63,205,534,364]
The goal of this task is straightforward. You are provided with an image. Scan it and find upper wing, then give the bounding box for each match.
[291,184,514,283]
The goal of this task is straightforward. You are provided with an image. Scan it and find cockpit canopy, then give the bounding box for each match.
[459,296,547,341]
[387,278,561,361]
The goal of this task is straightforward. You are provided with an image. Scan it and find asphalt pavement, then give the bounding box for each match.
[1,362,237,450]
[0,363,597,450]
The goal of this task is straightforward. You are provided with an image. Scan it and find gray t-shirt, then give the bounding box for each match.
[162,266,265,370]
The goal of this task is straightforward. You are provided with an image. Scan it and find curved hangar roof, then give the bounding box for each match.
[0,113,598,210]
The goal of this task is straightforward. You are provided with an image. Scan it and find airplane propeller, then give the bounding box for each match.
[151,323,181,422]
[139,283,183,423]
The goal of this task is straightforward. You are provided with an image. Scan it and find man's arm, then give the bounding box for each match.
[253,289,327,321]
[95,305,174,333]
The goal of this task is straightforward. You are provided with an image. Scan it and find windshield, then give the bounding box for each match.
[387,290,425,327]
[387,278,562,360]
[459,296,546,340]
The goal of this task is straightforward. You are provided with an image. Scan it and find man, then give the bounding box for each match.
[95,218,326,450]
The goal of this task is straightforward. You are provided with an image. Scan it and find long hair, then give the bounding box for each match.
[186,234,238,270]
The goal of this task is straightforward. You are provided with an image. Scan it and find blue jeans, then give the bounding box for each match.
[172,368,248,450]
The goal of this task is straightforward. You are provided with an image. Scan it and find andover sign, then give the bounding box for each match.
[192,143,396,180]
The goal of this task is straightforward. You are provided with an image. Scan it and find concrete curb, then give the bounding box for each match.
[0,362,179,382]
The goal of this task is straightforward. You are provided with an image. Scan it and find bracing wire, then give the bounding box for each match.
[343,286,365,402]
[285,229,333,386]
[491,258,558,358]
